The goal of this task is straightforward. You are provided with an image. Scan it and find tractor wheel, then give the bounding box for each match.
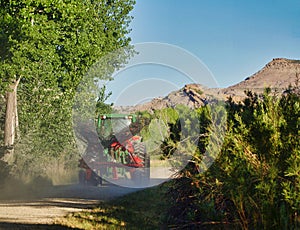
[78,170,86,185]
[134,142,146,162]
[89,171,102,186]
[133,142,150,185]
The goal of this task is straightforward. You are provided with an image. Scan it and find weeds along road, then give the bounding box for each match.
[0,182,141,229]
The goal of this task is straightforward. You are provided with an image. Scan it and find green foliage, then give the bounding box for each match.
[0,0,135,180]
[165,86,300,229]
[95,85,113,115]
[158,105,201,160]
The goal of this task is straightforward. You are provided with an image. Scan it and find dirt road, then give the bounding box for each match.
[0,183,140,229]
[0,166,172,229]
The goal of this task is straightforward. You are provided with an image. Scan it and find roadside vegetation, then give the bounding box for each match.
[159,85,299,229]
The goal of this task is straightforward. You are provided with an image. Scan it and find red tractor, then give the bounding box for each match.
[78,114,150,186]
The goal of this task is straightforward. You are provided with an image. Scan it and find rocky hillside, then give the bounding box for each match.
[115,58,300,113]
[115,84,221,113]
[222,58,300,100]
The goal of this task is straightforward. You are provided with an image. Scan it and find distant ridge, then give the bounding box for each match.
[115,58,300,113]
[222,58,300,100]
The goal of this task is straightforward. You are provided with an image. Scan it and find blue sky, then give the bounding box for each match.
[130,0,300,85]
[105,0,300,105]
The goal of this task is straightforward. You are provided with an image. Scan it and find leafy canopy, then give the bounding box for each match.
[0,0,135,178]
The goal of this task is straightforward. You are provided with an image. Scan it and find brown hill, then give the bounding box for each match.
[115,84,219,113]
[115,58,300,113]
[222,58,300,100]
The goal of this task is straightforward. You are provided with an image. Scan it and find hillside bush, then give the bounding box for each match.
[164,86,299,229]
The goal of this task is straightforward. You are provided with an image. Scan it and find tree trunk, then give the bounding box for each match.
[2,78,20,162]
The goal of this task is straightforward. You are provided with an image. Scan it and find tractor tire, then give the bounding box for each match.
[133,142,150,185]
[133,142,146,162]
[78,170,86,185]
[89,171,102,186]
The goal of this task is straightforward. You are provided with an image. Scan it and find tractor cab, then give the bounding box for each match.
[97,114,137,142]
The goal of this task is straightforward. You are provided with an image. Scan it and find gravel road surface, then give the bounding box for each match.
[0,183,141,229]
[0,171,171,229]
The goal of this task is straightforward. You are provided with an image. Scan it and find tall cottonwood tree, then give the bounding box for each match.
[3,78,20,153]
[0,0,135,165]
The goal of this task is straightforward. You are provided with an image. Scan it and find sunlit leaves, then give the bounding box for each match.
[0,0,135,178]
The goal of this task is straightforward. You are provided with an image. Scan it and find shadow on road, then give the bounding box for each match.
[0,222,80,230]
[0,182,144,228]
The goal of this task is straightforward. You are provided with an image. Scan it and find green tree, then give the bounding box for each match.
[95,85,114,115]
[0,0,135,179]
